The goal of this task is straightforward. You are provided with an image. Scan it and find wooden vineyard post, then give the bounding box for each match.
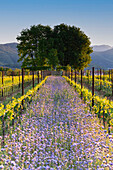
[62,70,64,76]
[108,112,111,134]
[22,68,24,96]
[63,70,65,76]
[97,69,99,86]
[38,71,39,84]
[1,116,5,147]
[71,68,73,81]
[109,69,111,82]
[81,70,83,99]
[12,114,14,127]
[2,70,4,97]
[92,67,94,107]
[21,68,24,110]
[75,69,76,83]
[41,70,42,81]
[103,110,105,128]
[83,70,84,76]
[111,69,113,96]
[74,69,76,91]
[32,71,34,89]
[97,69,99,84]
[19,70,20,88]
[100,69,102,90]
[64,70,65,76]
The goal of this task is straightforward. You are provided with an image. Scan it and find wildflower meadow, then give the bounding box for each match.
[0,76,113,169]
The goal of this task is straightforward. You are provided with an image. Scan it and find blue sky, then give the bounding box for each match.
[0,0,113,46]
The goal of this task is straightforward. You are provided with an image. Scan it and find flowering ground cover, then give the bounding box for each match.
[0,76,113,169]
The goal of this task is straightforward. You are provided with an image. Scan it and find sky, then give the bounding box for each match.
[0,0,113,46]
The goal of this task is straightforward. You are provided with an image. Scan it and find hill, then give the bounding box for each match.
[89,48,113,69]
[92,45,112,52]
[0,42,113,70]
[0,42,21,69]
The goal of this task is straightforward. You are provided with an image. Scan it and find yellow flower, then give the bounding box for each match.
[110,119,113,125]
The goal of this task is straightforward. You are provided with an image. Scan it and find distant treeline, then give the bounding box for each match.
[0,65,72,76]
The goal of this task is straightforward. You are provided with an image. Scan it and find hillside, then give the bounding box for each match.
[0,43,113,70]
[89,48,113,69]
[0,42,21,69]
[92,45,112,52]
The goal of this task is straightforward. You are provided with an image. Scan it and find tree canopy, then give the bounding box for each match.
[17,23,93,70]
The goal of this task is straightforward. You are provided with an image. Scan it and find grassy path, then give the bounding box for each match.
[0,76,113,169]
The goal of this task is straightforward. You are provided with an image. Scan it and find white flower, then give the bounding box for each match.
[0,165,4,169]
[11,161,16,166]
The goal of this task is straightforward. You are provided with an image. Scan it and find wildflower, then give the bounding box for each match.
[0,165,4,169]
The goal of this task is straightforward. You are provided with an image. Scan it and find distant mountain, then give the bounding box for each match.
[0,42,113,70]
[89,47,113,69]
[0,42,21,69]
[92,45,112,52]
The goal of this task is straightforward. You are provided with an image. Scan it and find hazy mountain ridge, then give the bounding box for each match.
[89,47,113,69]
[0,43,113,69]
[92,45,112,52]
[0,42,21,69]
[0,43,18,53]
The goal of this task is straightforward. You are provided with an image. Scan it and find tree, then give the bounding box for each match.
[17,23,93,70]
[0,67,3,71]
[13,68,21,76]
[53,24,93,69]
[16,24,52,70]
[7,68,12,76]
[47,48,58,70]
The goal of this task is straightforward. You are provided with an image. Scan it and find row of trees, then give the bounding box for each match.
[0,68,20,76]
[17,23,93,70]
[0,67,32,76]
